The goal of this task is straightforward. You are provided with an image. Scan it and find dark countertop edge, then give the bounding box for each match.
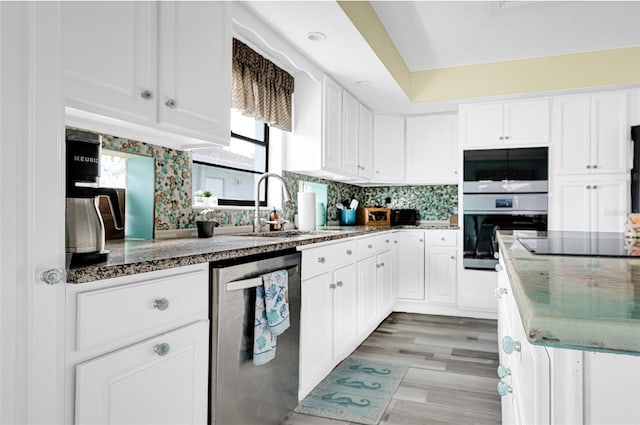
[68,225,459,284]
[496,231,640,356]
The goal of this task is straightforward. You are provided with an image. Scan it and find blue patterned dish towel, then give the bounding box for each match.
[254,269,290,366]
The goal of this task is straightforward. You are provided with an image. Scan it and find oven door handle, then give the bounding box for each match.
[225,265,299,291]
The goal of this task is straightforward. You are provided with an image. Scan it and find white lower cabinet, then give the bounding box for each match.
[66,264,210,425]
[397,231,426,300]
[75,321,209,425]
[299,234,395,399]
[395,229,465,316]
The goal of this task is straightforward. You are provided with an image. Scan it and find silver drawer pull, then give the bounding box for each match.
[329,283,337,289]
[346,250,353,255]
[318,257,326,264]
[336,281,343,287]
[153,298,170,311]
[154,343,170,356]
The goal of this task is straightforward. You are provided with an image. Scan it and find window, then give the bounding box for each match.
[192,109,269,207]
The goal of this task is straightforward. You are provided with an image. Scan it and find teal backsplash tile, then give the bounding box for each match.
[361,185,458,220]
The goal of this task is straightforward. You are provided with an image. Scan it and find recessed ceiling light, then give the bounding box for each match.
[306,32,327,42]
[356,80,371,86]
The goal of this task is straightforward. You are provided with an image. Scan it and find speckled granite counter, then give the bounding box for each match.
[67,224,458,284]
[497,231,640,355]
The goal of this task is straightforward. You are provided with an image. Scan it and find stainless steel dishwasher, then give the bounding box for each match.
[210,250,301,425]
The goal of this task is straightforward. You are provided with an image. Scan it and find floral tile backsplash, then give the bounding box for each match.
[90,129,457,232]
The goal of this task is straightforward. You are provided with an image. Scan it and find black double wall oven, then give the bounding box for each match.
[463,147,549,270]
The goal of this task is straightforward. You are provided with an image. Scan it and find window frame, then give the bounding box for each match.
[193,121,270,208]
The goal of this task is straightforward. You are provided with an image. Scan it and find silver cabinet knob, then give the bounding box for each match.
[394,240,398,244]
[495,264,503,272]
[361,166,366,170]
[495,287,508,299]
[376,264,381,268]
[165,99,177,109]
[592,185,598,189]
[376,170,380,174]
[385,239,390,243]
[318,257,326,264]
[380,262,385,267]
[497,364,511,379]
[441,237,445,241]
[592,164,598,169]
[336,281,343,287]
[154,343,170,356]
[494,252,500,260]
[586,185,592,189]
[346,250,353,255]
[502,336,521,354]
[450,255,455,260]
[153,298,170,311]
[497,380,512,397]
[419,239,423,242]
[368,244,373,249]
[499,136,504,140]
[140,90,153,100]
[40,268,64,285]
[454,170,458,175]
[586,164,592,169]
[504,136,509,140]
[329,283,337,289]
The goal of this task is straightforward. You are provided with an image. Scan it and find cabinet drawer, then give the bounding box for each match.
[301,240,357,279]
[76,270,208,351]
[427,230,457,246]
[357,233,392,259]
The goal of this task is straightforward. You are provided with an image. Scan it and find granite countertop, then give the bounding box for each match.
[497,230,640,355]
[67,224,458,284]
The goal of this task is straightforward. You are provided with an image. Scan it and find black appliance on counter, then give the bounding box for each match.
[65,129,123,266]
[463,147,549,270]
[391,209,420,226]
[631,125,640,213]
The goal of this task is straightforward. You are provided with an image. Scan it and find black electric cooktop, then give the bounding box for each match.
[517,231,640,257]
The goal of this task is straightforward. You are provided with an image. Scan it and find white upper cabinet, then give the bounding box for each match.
[322,75,343,173]
[157,2,231,145]
[341,90,360,176]
[62,1,231,148]
[62,2,158,123]
[358,104,374,179]
[554,91,628,176]
[459,98,550,149]
[405,114,459,184]
[373,114,405,182]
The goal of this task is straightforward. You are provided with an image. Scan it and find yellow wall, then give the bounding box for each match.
[338,1,640,103]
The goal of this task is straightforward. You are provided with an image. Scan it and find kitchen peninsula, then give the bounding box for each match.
[496,231,640,425]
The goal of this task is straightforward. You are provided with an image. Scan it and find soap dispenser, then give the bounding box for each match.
[270,208,280,231]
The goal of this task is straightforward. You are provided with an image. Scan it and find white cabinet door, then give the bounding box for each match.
[358,104,374,179]
[158,1,230,144]
[551,179,592,231]
[62,2,158,122]
[342,90,359,176]
[373,114,405,182]
[332,264,358,361]
[554,91,628,177]
[357,256,378,337]
[553,94,591,176]
[552,176,629,232]
[405,114,458,183]
[377,250,394,316]
[590,177,629,232]
[397,231,425,300]
[75,320,209,425]
[300,272,334,394]
[504,98,550,146]
[322,76,343,172]
[459,103,503,148]
[426,246,457,305]
[590,91,628,175]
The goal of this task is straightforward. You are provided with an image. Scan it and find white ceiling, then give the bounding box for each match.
[242,1,640,115]
[373,1,640,71]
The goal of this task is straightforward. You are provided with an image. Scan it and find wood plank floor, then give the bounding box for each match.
[283,313,501,425]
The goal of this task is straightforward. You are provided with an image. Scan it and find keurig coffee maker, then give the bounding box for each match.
[65,129,123,266]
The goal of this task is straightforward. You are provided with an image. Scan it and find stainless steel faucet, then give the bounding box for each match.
[254,172,292,233]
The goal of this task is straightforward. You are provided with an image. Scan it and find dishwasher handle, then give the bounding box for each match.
[225,265,299,292]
